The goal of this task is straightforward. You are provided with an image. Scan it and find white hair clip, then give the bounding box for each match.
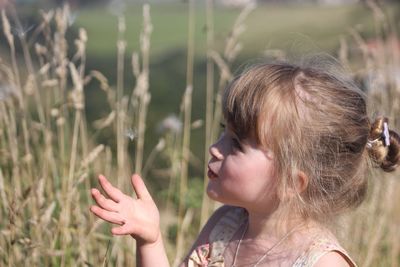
[383,122,390,147]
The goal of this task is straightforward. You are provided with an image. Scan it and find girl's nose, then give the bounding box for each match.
[209,142,224,160]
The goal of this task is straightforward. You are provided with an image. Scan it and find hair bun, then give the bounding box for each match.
[367,117,400,172]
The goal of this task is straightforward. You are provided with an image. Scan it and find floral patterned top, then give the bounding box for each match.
[187,207,357,267]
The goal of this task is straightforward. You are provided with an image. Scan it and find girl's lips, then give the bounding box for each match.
[207,167,218,179]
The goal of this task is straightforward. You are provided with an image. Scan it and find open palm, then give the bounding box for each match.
[90,174,160,244]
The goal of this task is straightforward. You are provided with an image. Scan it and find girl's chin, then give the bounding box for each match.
[206,183,232,205]
[206,183,221,201]
[206,186,217,200]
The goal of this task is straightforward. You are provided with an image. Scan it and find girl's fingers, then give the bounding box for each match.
[131,174,152,201]
[98,174,124,202]
[91,188,118,211]
[90,205,124,225]
[111,224,134,235]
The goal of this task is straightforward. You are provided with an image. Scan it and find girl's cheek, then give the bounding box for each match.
[220,162,236,180]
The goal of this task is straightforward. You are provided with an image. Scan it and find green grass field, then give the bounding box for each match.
[75,3,380,58]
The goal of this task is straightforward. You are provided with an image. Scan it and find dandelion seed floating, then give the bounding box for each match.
[157,114,182,134]
[12,24,35,38]
[125,128,137,141]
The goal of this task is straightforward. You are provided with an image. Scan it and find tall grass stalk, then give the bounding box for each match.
[200,0,215,230]
[12,6,46,125]
[174,0,195,265]
[133,4,152,177]
[116,15,127,192]
[111,15,127,267]
[61,59,86,267]
[1,10,23,107]
[1,10,23,200]
[165,130,183,217]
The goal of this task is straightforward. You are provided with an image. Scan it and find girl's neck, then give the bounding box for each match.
[244,208,312,241]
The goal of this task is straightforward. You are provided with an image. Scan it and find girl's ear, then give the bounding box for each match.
[295,171,309,194]
[287,171,309,197]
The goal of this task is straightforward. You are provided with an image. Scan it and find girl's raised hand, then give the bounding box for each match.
[90,174,160,245]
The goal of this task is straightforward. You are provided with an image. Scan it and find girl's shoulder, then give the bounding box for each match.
[293,236,357,267]
[184,205,246,267]
[199,205,244,244]
[209,205,247,253]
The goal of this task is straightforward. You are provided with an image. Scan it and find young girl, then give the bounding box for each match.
[90,61,400,267]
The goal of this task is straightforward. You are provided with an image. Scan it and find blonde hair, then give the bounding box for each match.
[222,61,400,222]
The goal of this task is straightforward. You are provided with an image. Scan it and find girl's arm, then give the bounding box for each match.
[136,234,169,267]
[90,174,169,267]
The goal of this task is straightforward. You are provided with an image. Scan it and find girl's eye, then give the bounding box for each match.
[219,122,226,129]
[232,138,242,151]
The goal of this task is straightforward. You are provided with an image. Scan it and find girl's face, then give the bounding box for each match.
[207,125,280,213]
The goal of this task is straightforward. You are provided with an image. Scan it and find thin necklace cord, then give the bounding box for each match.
[231,221,299,267]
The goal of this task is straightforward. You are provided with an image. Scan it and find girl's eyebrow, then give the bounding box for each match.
[220,121,242,141]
